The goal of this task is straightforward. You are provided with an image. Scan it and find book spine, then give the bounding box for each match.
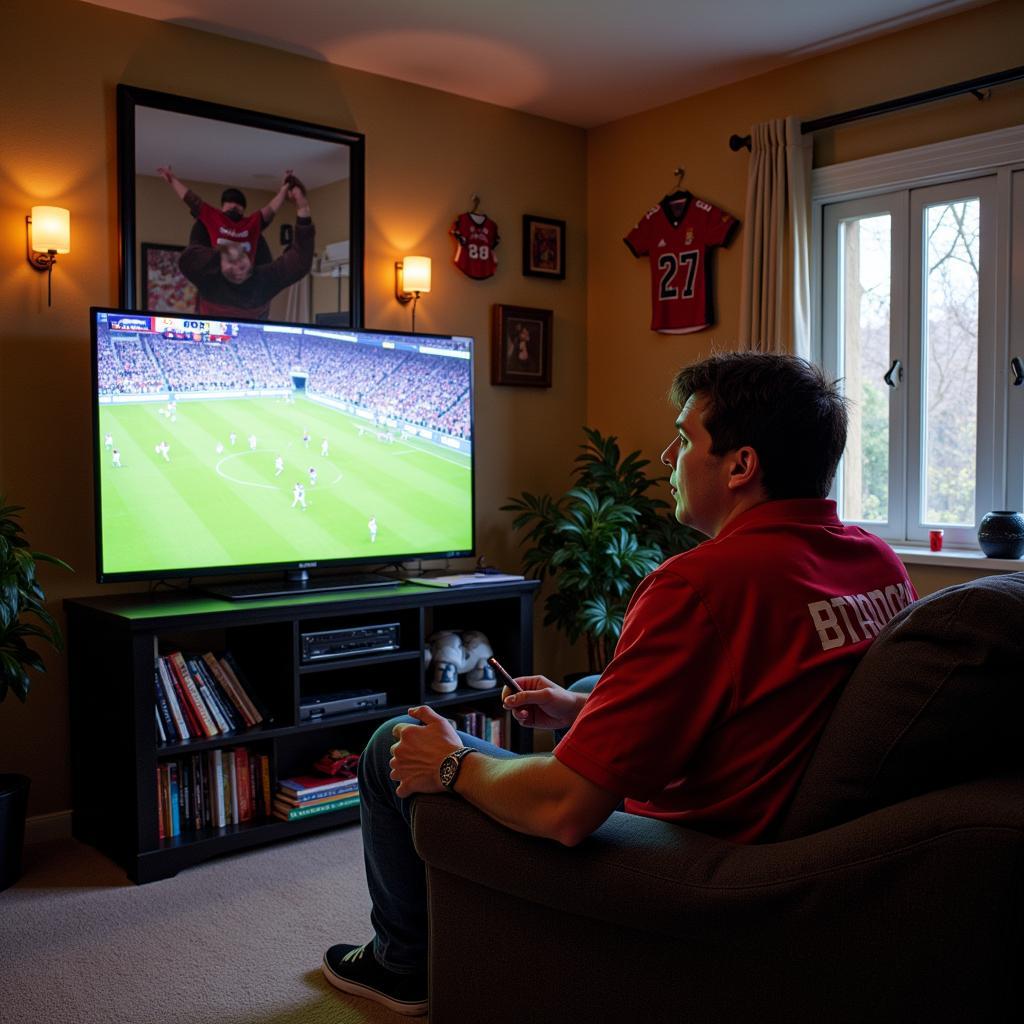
[162,655,203,738]
[200,753,212,829]
[202,651,256,728]
[188,657,231,734]
[234,747,252,822]
[155,705,166,744]
[278,780,360,802]
[169,652,219,738]
[154,669,176,741]
[190,753,204,831]
[193,657,241,732]
[168,761,181,837]
[156,766,166,841]
[259,755,272,818]
[157,658,190,740]
[180,757,192,832]
[248,755,260,817]
[220,651,265,725]
[272,794,360,820]
[227,749,240,824]
[210,749,226,828]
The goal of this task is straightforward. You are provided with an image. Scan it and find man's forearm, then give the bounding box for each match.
[450,750,616,846]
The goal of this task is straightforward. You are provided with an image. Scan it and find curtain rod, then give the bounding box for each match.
[728,65,1024,152]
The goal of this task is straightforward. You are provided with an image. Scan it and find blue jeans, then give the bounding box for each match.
[357,676,600,972]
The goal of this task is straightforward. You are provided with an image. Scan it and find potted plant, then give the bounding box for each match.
[0,498,72,889]
[503,428,701,674]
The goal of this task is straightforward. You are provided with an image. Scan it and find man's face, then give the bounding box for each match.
[660,393,731,537]
[220,245,253,285]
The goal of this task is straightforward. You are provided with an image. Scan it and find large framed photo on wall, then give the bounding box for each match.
[491,304,553,388]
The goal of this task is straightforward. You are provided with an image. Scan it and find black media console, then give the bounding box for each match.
[64,579,539,883]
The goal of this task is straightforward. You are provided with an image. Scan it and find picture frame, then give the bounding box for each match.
[141,242,198,313]
[522,215,566,280]
[492,304,553,388]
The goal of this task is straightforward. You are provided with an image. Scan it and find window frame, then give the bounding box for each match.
[812,125,1024,550]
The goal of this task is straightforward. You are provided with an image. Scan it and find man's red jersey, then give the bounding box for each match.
[624,194,738,334]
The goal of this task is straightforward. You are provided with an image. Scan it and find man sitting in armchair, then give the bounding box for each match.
[321,351,915,1016]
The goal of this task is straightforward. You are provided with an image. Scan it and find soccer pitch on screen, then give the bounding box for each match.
[97,396,472,576]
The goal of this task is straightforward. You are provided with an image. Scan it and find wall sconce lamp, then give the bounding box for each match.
[26,206,71,307]
[395,256,431,332]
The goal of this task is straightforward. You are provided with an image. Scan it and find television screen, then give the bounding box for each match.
[91,308,474,583]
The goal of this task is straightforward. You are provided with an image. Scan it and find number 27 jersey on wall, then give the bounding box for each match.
[624,195,738,334]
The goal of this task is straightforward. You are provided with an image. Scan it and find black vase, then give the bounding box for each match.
[977,510,1024,559]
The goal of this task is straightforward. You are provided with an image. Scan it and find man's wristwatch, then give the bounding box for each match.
[439,746,476,790]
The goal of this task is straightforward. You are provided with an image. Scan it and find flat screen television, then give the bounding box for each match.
[91,307,475,596]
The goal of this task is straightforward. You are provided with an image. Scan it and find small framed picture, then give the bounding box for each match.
[492,304,553,388]
[522,215,566,280]
[141,242,198,313]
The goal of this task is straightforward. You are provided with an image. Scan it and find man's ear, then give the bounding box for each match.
[727,446,761,491]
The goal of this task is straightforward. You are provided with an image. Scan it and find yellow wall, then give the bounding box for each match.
[1,0,587,814]
[2,0,1021,817]
[586,0,1024,485]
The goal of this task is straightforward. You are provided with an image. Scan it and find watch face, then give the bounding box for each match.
[440,755,458,789]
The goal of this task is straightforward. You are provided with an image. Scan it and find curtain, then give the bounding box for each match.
[283,274,312,323]
[737,116,812,358]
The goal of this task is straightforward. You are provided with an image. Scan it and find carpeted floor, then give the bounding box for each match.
[0,824,407,1024]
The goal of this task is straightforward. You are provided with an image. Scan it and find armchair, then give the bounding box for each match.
[413,572,1024,1023]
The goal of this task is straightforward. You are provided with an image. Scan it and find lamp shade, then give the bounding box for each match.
[402,256,431,294]
[30,207,70,254]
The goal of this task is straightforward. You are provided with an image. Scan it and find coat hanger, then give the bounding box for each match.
[665,167,691,206]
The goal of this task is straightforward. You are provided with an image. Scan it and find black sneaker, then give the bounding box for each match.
[322,942,428,1016]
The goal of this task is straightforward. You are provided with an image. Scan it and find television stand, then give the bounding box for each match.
[204,571,400,600]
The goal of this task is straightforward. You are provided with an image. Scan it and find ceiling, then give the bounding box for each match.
[86,0,990,128]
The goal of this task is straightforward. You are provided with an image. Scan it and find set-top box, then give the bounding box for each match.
[301,622,401,663]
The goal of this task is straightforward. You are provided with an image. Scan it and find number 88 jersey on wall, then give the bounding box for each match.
[624,195,738,334]
[450,211,500,280]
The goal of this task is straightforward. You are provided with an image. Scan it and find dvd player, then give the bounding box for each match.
[301,622,401,663]
[299,689,389,722]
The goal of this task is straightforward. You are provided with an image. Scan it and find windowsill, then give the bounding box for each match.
[890,545,1024,573]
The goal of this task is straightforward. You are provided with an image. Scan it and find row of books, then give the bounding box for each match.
[154,650,265,744]
[273,770,360,822]
[450,709,508,748]
[157,745,271,839]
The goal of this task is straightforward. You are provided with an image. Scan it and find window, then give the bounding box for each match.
[816,129,1024,548]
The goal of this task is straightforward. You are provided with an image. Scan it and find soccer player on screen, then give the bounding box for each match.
[275,456,284,477]
[368,516,378,544]
[321,437,329,457]
[111,448,121,468]
[249,434,258,451]
[308,467,318,486]
[230,432,237,447]
[292,482,306,509]
[104,432,113,450]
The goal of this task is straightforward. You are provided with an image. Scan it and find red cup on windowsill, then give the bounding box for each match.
[929,529,944,551]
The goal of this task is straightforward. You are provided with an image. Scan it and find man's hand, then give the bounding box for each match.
[287,181,311,218]
[503,675,585,730]
[390,706,461,797]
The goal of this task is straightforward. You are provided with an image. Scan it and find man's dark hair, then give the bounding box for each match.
[670,352,848,500]
[221,187,247,209]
